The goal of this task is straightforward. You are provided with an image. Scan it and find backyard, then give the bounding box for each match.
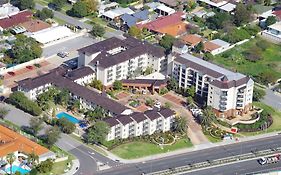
[210,37,281,84]
[110,138,193,159]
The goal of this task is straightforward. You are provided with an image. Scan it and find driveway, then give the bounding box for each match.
[0,103,120,174]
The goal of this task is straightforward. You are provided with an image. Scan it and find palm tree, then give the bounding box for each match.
[201,106,216,126]
[27,152,39,167]
[174,117,187,133]
[6,153,16,174]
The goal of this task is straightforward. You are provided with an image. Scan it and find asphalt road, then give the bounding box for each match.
[262,88,281,111]
[185,158,281,175]
[97,134,281,175]
[35,3,124,39]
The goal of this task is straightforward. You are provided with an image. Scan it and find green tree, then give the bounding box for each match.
[187,86,196,98]
[264,0,271,5]
[0,107,9,120]
[6,153,16,174]
[186,96,194,105]
[90,23,105,38]
[201,106,216,126]
[194,41,203,53]
[29,117,43,136]
[70,100,80,112]
[55,89,70,106]
[234,4,252,26]
[128,26,142,39]
[145,97,154,107]
[164,102,172,108]
[265,16,277,27]
[56,118,76,134]
[44,126,61,147]
[35,8,54,21]
[159,35,175,52]
[68,1,88,18]
[206,12,230,30]
[36,159,54,173]
[10,35,42,64]
[51,0,66,11]
[11,0,35,10]
[144,66,153,75]
[173,117,187,133]
[81,0,99,13]
[113,80,123,90]
[86,121,109,144]
[253,87,266,101]
[90,79,103,91]
[27,152,39,166]
[167,78,178,91]
[85,106,106,122]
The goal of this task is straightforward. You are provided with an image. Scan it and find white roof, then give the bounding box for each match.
[219,3,236,12]
[30,26,75,44]
[136,72,166,80]
[268,22,281,32]
[146,2,161,10]
[0,4,19,19]
[198,0,228,7]
[211,39,230,47]
[103,7,134,19]
[156,4,176,14]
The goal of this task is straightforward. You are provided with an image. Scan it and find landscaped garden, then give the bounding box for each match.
[210,37,281,85]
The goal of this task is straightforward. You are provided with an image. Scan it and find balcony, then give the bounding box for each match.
[220,101,227,105]
[219,105,226,111]
[220,95,227,101]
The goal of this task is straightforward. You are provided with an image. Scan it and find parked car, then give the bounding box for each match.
[57,52,69,58]
[7,71,15,76]
[26,65,33,70]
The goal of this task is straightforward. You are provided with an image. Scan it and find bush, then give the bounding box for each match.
[36,159,54,173]
[223,28,251,44]
[8,92,42,116]
[56,118,76,134]
[159,87,169,95]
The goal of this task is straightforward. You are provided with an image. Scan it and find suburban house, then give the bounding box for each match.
[137,12,186,36]
[101,7,134,22]
[17,66,131,116]
[98,1,119,17]
[261,21,281,43]
[168,53,254,118]
[155,4,176,16]
[77,36,166,87]
[180,34,203,48]
[158,0,188,9]
[0,10,32,31]
[172,40,189,54]
[120,10,149,30]
[0,2,19,19]
[0,125,56,162]
[203,39,230,55]
[104,108,175,141]
[20,19,51,33]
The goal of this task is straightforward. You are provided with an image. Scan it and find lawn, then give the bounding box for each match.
[38,159,71,175]
[240,102,281,136]
[111,138,193,159]
[211,37,281,84]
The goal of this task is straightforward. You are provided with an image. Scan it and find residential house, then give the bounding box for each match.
[155,4,176,16]
[262,21,281,43]
[180,34,203,48]
[101,7,134,22]
[20,19,51,33]
[203,39,230,55]
[0,2,19,19]
[168,53,254,118]
[120,10,149,30]
[172,40,188,54]
[158,0,188,10]
[0,10,32,31]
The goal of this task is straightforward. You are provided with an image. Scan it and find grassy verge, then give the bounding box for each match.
[38,159,72,175]
[110,138,193,159]
[240,102,281,136]
[54,17,66,25]
[70,134,108,156]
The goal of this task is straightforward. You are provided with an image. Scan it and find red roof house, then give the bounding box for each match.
[0,10,32,30]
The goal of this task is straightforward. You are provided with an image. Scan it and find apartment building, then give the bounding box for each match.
[17,66,130,116]
[104,108,175,141]
[77,36,166,87]
[168,53,254,118]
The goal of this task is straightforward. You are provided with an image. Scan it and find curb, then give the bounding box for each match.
[62,159,80,175]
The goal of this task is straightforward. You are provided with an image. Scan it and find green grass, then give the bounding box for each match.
[54,17,66,25]
[111,138,193,159]
[38,159,72,175]
[70,134,108,156]
[211,37,281,83]
[240,102,281,136]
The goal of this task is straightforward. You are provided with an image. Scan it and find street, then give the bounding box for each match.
[262,88,281,111]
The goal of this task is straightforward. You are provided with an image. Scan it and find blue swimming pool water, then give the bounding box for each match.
[56,112,80,124]
[5,165,30,174]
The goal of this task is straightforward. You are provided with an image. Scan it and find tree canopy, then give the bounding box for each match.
[233,4,252,26]
[265,16,277,27]
[29,117,43,136]
[44,126,61,147]
[10,35,42,64]
[56,118,76,134]
[11,0,35,10]
[81,0,99,13]
[86,121,109,144]
[206,12,230,30]
[253,87,266,101]
[128,26,142,39]
[159,35,175,52]
[67,1,88,18]
[90,23,105,38]
[35,8,54,21]
[89,79,103,91]
[50,0,66,11]
[113,80,123,90]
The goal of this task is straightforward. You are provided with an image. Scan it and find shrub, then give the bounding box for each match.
[56,118,76,134]
[36,159,54,173]
[159,87,169,95]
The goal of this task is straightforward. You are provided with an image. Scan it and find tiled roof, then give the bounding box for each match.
[0,10,32,29]
[116,115,134,125]
[158,108,175,118]
[104,117,119,127]
[203,41,220,52]
[66,66,94,80]
[78,37,165,69]
[159,0,188,7]
[156,21,189,37]
[137,12,185,32]
[144,110,162,120]
[0,125,50,157]
[130,112,147,123]
[181,34,202,46]
[20,19,51,33]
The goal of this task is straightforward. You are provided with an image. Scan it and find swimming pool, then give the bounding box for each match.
[5,165,30,174]
[56,112,80,124]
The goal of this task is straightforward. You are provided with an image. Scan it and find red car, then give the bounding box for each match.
[7,71,15,76]
[26,65,33,70]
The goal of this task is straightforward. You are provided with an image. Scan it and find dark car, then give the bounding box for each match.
[57,52,69,58]
[7,71,15,76]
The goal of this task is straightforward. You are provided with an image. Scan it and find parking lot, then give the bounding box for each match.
[42,35,97,57]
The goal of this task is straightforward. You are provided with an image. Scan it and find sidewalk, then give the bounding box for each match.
[62,159,80,175]
[99,131,281,164]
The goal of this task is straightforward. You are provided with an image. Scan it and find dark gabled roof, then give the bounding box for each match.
[144,110,162,121]
[174,55,223,78]
[158,108,175,118]
[66,66,94,80]
[130,112,147,123]
[78,37,165,69]
[116,115,134,125]
[210,76,251,89]
[104,117,119,127]
[121,10,149,27]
